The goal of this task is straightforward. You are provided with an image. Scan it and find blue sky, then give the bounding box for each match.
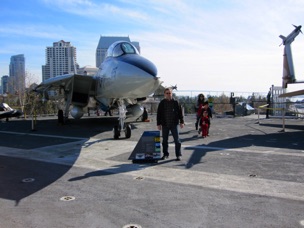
[1,0,304,93]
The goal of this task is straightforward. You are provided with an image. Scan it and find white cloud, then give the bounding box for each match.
[42,0,148,21]
[0,24,70,39]
[1,0,304,93]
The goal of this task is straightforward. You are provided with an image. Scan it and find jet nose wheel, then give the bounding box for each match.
[125,124,131,138]
[113,126,120,139]
[113,124,131,139]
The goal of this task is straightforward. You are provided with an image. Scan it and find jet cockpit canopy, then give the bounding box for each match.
[0,103,12,111]
[106,41,139,58]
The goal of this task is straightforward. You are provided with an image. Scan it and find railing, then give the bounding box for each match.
[257,104,286,132]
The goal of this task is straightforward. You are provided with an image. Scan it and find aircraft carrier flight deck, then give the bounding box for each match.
[0,114,304,228]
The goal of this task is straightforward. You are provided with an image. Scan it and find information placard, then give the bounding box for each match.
[128,131,161,162]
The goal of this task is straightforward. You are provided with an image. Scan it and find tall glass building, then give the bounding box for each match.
[1,75,9,94]
[9,54,25,94]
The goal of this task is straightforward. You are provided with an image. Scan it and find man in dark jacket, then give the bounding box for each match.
[157,88,184,161]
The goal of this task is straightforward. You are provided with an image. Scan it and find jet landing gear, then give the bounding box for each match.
[113,123,131,139]
[125,124,131,138]
[113,102,132,139]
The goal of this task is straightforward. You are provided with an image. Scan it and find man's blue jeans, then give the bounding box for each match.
[161,125,182,157]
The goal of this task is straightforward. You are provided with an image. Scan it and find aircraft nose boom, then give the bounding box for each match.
[119,55,157,77]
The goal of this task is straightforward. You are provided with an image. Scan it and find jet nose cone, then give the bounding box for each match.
[120,55,158,77]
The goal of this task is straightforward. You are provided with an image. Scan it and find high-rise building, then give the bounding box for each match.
[96,36,140,68]
[1,75,9,94]
[9,54,25,94]
[42,40,79,82]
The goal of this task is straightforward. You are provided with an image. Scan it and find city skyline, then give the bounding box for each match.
[1,0,304,93]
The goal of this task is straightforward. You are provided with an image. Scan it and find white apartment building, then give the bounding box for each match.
[42,40,79,81]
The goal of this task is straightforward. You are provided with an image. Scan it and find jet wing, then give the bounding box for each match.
[0,110,23,119]
[35,74,74,92]
[35,74,82,91]
[0,111,14,119]
[279,89,304,98]
[35,74,96,104]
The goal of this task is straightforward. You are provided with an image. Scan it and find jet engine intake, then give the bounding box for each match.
[126,104,143,118]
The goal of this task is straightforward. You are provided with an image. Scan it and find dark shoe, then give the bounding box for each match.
[161,155,169,160]
[175,156,181,161]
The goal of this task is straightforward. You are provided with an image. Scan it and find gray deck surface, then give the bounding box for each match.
[0,114,303,228]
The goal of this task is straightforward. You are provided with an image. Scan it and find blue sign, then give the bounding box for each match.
[128,131,161,161]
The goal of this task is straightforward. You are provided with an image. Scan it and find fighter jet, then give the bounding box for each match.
[0,103,23,120]
[153,84,178,99]
[278,25,304,89]
[34,41,162,139]
[278,25,304,97]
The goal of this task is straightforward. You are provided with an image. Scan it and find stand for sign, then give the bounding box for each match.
[128,131,161,163]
